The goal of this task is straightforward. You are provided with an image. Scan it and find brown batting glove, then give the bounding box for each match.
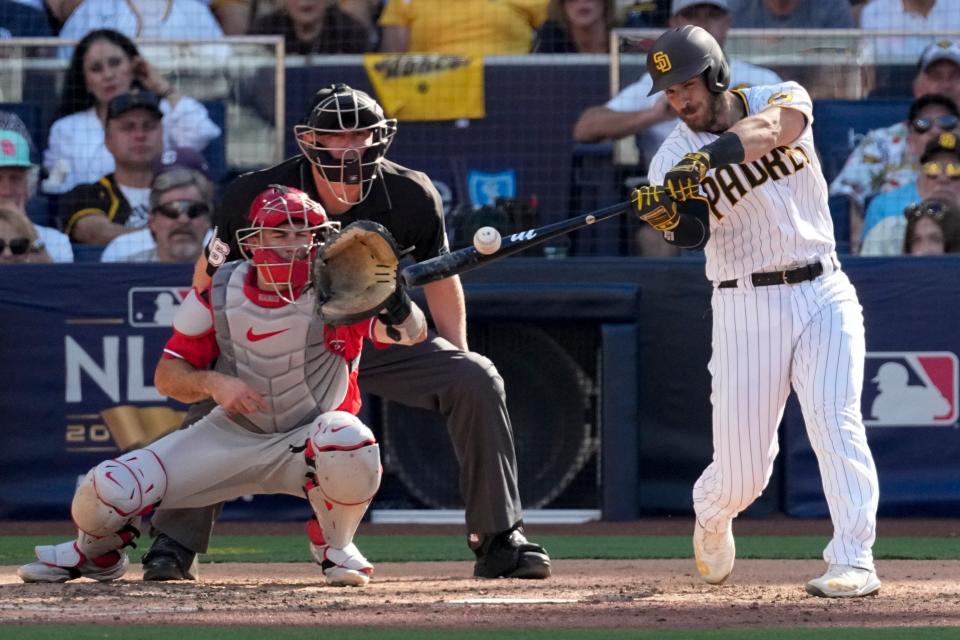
[663,151,710,202]
[630,184,679,232]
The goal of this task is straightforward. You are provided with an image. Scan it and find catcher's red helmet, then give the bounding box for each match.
[237,185,338,302]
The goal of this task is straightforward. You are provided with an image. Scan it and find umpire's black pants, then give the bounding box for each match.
[149,333,524,552]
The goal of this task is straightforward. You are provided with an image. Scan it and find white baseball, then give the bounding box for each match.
[473,226,502,255]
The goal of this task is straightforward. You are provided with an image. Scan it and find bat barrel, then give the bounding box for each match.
[401,200,630,288]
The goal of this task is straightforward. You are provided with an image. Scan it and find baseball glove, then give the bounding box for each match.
[313,220,404,325]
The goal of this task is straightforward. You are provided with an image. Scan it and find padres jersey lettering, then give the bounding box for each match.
[649,84,834,282]
[648,81,880,574]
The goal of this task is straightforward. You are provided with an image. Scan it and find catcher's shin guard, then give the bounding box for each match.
[303,411,381,549]
[19,451,164,583]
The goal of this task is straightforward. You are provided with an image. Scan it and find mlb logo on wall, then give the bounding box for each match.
[862,352,958,427]
[128,287,191,328]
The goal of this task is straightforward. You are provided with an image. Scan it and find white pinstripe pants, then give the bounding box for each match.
[693,269,880,570]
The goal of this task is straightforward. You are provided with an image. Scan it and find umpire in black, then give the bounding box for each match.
[142,83,551,580]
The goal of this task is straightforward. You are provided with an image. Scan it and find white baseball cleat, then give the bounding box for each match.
[693,520,735,585]
[310,541,374,587]
[806,565,881,598]
[19,544,129,584]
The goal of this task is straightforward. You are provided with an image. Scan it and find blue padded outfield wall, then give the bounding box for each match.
[0,257,958,521]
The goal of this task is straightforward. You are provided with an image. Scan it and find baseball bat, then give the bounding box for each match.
[401,200,631,288]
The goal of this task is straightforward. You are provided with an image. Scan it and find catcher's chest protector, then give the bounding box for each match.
[211,262,352,434]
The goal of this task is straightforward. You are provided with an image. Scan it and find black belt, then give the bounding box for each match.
[718,262,825,289]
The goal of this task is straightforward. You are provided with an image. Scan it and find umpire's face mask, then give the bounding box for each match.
[295,124,397,206]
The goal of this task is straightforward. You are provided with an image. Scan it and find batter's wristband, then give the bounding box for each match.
[700,132,745,168]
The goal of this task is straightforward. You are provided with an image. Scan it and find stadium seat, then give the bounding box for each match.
[568,143,630,256]
[829,194,851,255]
[200,100,227,184]
[812,98,912,185]
[71,243,104,262]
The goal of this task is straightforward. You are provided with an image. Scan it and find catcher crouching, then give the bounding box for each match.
[18,185,426,587]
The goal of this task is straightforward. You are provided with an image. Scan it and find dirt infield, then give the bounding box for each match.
[2,519,959,630]
[2,559,959,629]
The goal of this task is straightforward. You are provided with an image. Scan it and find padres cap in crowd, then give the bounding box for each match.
[921,131,960,163]
[671,0,729,15]
[918,40,960,72]
[106,90,163,122]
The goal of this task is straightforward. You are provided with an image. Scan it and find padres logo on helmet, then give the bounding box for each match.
[652,52,671,73]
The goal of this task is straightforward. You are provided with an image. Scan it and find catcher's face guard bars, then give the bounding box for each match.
[237,223,340,304]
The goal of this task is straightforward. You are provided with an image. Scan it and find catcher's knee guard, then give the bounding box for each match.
[304,411,381,549]
[71,450,168,557]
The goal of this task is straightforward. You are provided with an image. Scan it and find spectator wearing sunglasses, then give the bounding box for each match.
[0,208,50,264]
[57,90,166,245]
[101,148,213,263]
[861,132,960,255]
[903,198,960,256]
[0,113,73,263]
[830,40,960,251]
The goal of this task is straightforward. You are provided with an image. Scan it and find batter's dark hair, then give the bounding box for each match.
[57,29,144,119]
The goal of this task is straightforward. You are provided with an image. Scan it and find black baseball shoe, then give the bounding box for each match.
[470,522,551,579]
[142,533,199,581]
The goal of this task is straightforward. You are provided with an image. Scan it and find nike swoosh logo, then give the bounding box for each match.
[329,425,350,433]
[246,327,290,342]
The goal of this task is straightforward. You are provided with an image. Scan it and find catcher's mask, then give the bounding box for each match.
[294,83,397,205]
[236,185,339,303]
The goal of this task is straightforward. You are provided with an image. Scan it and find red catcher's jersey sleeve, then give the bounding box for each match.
[163,331,219,370]
[162,288,219,370]
[327,318,377,415]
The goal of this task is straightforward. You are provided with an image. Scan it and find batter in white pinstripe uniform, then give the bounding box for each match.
[630,26,881,598]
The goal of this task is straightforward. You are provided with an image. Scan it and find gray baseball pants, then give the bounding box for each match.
[149,333,523,552]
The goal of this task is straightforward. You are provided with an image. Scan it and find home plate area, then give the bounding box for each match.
[2,559,958,630]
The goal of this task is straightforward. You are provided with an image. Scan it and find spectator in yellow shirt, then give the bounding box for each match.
[379,0,548,55]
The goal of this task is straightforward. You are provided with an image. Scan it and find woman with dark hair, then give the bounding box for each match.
[43,29,220,194]
[902,198,960,255]
[532,0,614,53]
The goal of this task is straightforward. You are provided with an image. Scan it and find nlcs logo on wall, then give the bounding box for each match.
[128,287,191,327]
[862,352,958,427]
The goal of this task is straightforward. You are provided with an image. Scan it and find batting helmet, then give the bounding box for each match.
[646,25,730,96]
[294,83,397,204]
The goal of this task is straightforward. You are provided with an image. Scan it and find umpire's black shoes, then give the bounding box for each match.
[142,533,199,581]
[470,522,551,579]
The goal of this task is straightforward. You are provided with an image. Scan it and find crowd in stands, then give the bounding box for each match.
[1,0,959,261]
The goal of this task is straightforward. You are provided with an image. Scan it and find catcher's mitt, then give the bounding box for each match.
[313,220,404,325]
